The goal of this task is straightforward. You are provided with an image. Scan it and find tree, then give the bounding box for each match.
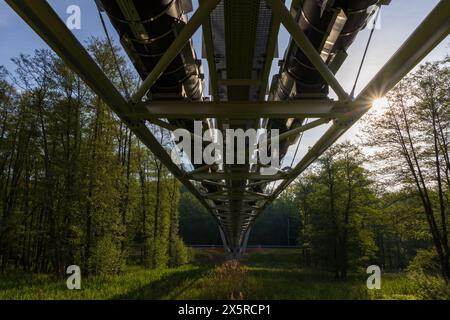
[294,142,377,279]
[249,191,300,246]
[362,59,450,283]
[372,190,429,270]
[0,38,189,275]
[179,189,221,245]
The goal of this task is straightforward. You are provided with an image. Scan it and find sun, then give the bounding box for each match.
[372,97,389,109]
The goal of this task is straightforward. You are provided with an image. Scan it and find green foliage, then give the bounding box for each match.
[152,238,169,269]
[179,190,221,245]
[189,249,419,300]
[372,192,430,270]
[408,248,441,275]
[407,249,450,299]
[195,260,248,300]
[408,273,450,300]
[250,191,300,245]
[0,265,208,300]
[362,58,450,283]
[0,39,186,275]
[0,249,426,300]
[294,142,377,278]
[1,31,449,299]
[169,236,191,267]
[89,236,124,276]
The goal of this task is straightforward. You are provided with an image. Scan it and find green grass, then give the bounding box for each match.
[178,248,419,300]
[0,265,211,300]
[0,248,420,300]
[243,248,419,300]
[244,268,418,300]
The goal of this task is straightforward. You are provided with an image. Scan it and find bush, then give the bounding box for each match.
[409,272,450,300]
[199,260,248,299]
[407,248,441,275]
[407,248,450,300]
[169,236,191,267]
[89,236,124,276]
[152,238,169,269]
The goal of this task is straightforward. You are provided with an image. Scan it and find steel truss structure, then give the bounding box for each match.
[6,0,450,257]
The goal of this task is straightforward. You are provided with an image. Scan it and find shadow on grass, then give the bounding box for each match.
[245,267,370,300]
[191,248,226,267]
[243,248,301,269]
[111,267,212,300]
[0,271,65,290]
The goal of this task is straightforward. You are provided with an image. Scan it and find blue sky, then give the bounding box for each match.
[0,0,448,164]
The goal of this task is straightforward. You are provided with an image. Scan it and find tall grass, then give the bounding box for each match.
[0,249,427,300]
[0,265,209,300]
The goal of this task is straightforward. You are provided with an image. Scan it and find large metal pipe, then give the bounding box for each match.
[259,0,450,218]
[266,0,378,161]
[99,0,205,101]
[271,0,378,101]
[98,0,225,216]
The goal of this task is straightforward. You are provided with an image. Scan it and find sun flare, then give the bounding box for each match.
[372,97,389,109]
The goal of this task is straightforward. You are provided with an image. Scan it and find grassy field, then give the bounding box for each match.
[0,248,419,300]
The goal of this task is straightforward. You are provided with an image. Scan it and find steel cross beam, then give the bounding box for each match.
[8,0,449,256]
[133,100,349,119]
[188,172,288,181]
[252,0,450,227]
[4,0,218,224]
[258,118,330,147]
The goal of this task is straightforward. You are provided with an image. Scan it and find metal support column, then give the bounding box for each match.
[239,227,252,257]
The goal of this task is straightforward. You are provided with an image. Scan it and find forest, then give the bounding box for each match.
[0,39,191,275]
[0,39,449,299]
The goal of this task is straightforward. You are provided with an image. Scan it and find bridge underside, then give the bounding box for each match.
[7,0,450,257]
